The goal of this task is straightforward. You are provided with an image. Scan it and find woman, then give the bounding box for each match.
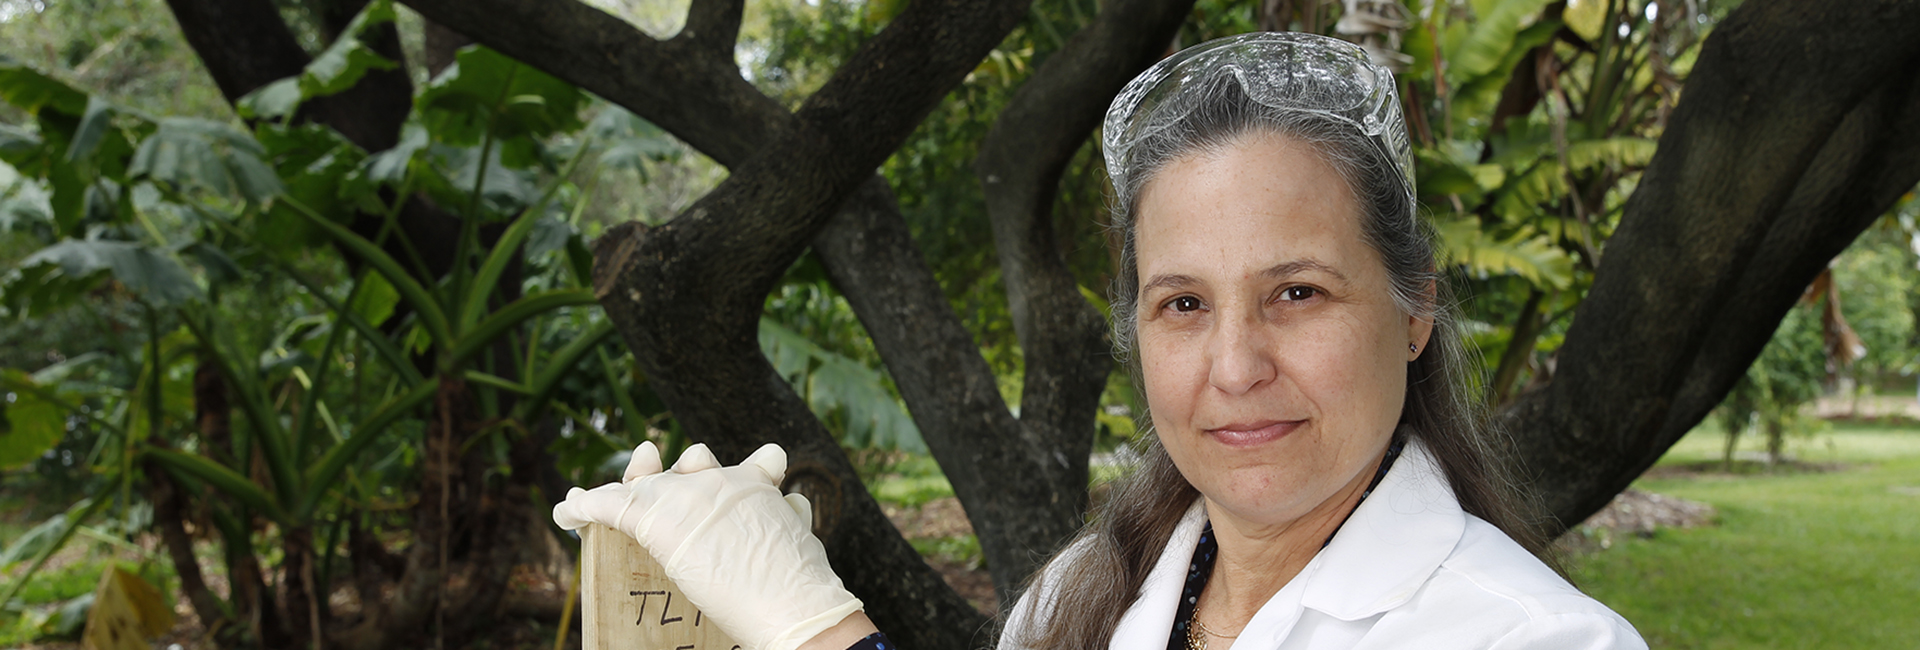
[554,32,1646,650]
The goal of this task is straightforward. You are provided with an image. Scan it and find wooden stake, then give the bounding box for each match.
[581,523,741,650]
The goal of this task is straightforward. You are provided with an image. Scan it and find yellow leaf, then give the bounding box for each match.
[1564,0,1607,42]
[82,566,174,650]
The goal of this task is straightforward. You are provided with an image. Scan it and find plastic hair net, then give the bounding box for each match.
[1102,32,1414,206]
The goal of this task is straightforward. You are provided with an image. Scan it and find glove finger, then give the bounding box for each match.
[784,492,814,528]
[552,499,592,530]
[671,443,720,473]
[552,483,630,531]
[742,443,788,485]
[623,441,664,483]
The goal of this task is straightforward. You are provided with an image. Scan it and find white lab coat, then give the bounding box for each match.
[1002,440,1647,650]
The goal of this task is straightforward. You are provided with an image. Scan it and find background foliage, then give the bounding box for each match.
[1,0,1916,647]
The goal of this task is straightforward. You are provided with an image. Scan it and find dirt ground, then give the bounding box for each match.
[883,496,998,614]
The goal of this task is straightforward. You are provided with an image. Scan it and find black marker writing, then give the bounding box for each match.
[630,590,668,626]
[660,591,684,625]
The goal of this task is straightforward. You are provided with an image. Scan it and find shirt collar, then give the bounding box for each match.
[1109,499,1209,650]
[1297,436,1467,620]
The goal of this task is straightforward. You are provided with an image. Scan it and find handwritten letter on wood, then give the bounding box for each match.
[582,523,741,650]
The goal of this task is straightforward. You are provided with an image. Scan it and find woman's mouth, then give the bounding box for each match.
[1204,420,1303,447]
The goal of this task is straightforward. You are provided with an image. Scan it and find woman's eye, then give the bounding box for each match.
[1279,286,1318,302]
[1170,296,1203,312]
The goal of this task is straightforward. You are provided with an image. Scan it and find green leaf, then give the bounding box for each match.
[254,124,367,252]
[236,78,302,121]
[279,197,452,349]
[588,107,679,173]
[1433,218,1573,290]
[451,289,598,363]
[759,319,926,453]
[1451,18,1562,125]
[130,118,283,203]
[1565,137,1657,173]
[1564,0,1608,42]
[12,239,205,308]
[461,206,546,329]
[527,215,576,258]
[419,143,539,220]
[1415,149,1485,199]
[418,46,585,168]
[0,57,88,116]
[0,370,66,470]
[0,511,66,569]
[179,314,302,513]
[179,240,245,288]
[348,271,401,327]
[144,448,287,522]
[0,123,43,169]
[1447,0,1558,80]
[64,96,114,164]
[300,0,399,98]
[299,379,436,517]
[518,319,615,422]
[1494,159,1567,222]
[0,178,53,231]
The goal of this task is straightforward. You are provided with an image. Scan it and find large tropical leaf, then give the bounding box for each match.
[1447,0,1559,80]
[0,54,88,117]
[130,118,282,204]
[418,46,586,168]
[759,318,926,453]
[235,0,400,120]
[1565,137,1657,173]
[2,239,204,315]
[0,369,66,471]
[1433,217,1574,290]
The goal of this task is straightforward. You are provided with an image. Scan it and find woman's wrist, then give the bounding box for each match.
[796,611,880,650]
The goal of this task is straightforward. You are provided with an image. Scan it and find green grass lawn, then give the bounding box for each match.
[1572,422,1920,649]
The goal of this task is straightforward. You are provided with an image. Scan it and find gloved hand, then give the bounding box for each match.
[553,442,862,650]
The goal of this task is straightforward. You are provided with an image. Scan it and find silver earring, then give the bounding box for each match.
[1409,343,1419,354]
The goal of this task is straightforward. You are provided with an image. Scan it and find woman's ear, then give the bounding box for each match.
[1408,278,1436,360]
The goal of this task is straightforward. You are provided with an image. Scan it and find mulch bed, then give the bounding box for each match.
[1557,488,1717,554]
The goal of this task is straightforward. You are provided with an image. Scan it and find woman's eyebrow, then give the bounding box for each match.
[1261,259,1347,282]
[1140,273,1201,295]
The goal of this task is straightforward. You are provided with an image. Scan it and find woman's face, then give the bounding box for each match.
[1134,130,1431,530]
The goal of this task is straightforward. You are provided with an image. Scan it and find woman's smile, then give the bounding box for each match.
[1202,419,1304,447]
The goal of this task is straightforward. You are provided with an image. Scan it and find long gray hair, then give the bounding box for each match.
[1009,65,1558,650]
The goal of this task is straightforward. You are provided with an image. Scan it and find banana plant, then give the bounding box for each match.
[0,4,621,641]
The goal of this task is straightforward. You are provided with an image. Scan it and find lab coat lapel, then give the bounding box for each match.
[1297,438,1466,621]
[1108,500,1209,650]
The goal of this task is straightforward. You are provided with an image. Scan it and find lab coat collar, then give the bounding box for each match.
[1106,438,1467,650]
[1297,437,1466,620]
[1108,499,1209,650]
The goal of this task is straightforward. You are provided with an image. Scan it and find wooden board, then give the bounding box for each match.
[581,523,742,650]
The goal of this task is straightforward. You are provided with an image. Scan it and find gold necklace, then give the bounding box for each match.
[1186,605,1239,650]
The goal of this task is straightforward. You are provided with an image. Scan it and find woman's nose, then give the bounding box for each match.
[1206,309,1277,395]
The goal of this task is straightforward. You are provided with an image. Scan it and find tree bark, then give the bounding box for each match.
[1501,0,1920,533]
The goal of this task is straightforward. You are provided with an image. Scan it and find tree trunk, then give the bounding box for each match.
[1499,0,1920,533]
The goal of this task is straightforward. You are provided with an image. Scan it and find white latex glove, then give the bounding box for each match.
[553,442,862,650]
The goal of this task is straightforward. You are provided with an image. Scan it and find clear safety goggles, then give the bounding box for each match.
[1102,32,1414,205]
